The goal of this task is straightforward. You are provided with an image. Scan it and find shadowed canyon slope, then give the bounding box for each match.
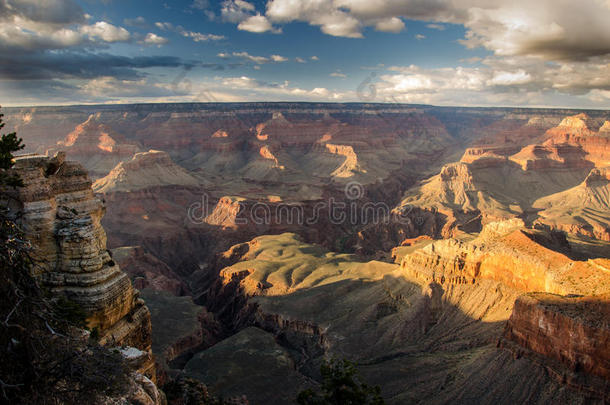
[3,103,610,403]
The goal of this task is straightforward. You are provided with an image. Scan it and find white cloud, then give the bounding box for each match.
[80,21,130,42]
[155,22,224,42]
[181,30,225,42]
[426,23,445,30]
[488,70,532,86]
[270,54,288,62]
[217,75,349,101]
[266,0,363,38]
[330,71,347,77]
[311,56,319,61]
[260,0,610,62]
[232,51,270,64]
[224,51,294,64]
[141,32,168,46]
[415,34,425,40]
[155,22,174,30]
[221,0,256,23]
[374,17,404,33]
[238,14,280,33]
[295,57,306,63]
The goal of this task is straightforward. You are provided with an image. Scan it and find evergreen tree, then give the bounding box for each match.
[297,358,385,405]
[0,108,25,187]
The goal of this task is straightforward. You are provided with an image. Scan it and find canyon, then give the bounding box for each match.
[3,103,610,403]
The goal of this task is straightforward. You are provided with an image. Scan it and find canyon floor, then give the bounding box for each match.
[5,103,610,404]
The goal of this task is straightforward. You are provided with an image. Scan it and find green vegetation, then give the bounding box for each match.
[0,109,24,187]
[163,377,235,405]
[297,358,385,405]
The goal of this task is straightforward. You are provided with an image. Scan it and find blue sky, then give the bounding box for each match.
[1,0,610,108]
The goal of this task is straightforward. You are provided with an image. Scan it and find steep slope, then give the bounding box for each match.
[93,150,201,193]
[6,153,155,379]
[533,167,610,240]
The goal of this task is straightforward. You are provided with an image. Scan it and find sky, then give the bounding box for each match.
[1,0,610,108]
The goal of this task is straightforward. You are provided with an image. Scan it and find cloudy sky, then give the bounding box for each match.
[1,0,610,108]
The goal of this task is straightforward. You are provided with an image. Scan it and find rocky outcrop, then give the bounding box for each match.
[543,113,610,167]
[533,167,610,241]
[258,145,285,169]
[400,220,610,295]
[325,143,363,178]
[503,293,610,380]
[5,153,155,380]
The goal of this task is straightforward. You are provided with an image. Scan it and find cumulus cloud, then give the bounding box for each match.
[259,0,610,62]
[221,0,256,23]
[0,1,133,51]
[80,21,130,42]
[238,14,280,33]
[374,17,404,33]
[270,54,288,62]
[0,0,86,24]
[141,33,168,46]
[267,0,363,38]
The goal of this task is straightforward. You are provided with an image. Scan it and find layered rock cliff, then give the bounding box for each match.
[503,293,610,382]
[5,153,155,379]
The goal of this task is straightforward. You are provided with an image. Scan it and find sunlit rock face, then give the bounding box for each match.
[503,293,610,382]
[5,153,155,380]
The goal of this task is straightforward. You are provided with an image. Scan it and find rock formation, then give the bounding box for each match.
[398,113,610,240]
[197,229,610,403]
[503,293,610,382]
[93,149,200,193]
[5,153,155,380]
[50,114,141,178]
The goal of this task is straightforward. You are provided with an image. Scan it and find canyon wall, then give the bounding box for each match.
[4,153,155,380]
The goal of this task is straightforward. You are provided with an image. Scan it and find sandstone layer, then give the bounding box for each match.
[503,293,610,382]
[4,153,155,379]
